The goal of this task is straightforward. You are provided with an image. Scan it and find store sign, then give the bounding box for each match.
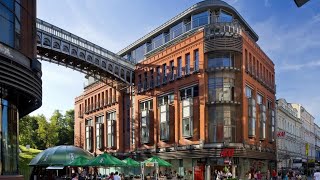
[145,162,154,167]
[220,148,235,157]
[277,131,286,138]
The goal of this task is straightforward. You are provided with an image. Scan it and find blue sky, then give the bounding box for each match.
[34,0,320,122]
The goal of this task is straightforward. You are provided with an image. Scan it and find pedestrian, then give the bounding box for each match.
[257,171,262,180]
[71,173,78,180]
[314,169,320,180]
[266,170,270,180]
[272,169,277,180]
[114,172,121,180]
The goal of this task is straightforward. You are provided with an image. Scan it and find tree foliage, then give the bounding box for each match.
[19,109,74,149]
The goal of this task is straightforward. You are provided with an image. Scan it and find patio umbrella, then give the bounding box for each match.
[85,153,126,167]
[122,158,140,167]
[64,156,92,167]
[29,145,93,166]
[144,156,172,167]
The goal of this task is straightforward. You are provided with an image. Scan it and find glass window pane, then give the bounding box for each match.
[0,16,14,47]
[192,11,209,28]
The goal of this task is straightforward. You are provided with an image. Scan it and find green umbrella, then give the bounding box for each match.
[144,156,172,167]
[65,156,92,167]
[29,145,93,166]
[85,153,126,167]
[122,158,140,167]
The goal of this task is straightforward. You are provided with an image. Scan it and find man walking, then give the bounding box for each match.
[314,170,320,180]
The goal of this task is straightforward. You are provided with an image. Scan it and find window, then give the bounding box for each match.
[144,72,148,89]
[208,106,236,143]
[107,111,116,148]
[182,98,193,137]
[138,74,142,91]
[152,33,164,49]
[141,109,150,143]
[260,103,266,140]
[0,2,14,47]
[257,94,263,105]
[180,85,199,100]
[248,98,256,138]
[192,11,209,28]
[219,10,233,22]
[208,53,235,68]
[160,104,169,140]
[85,119,93,151]
[170,22,183,39]
[156,66,161,86]
[208,75,235,102]
[194,49,199,72]
[132,44,145,63]
[185,54,190,75]
[140,100,153,144]
[269,110,275,142]
[158,93,174,106]
[245,86,252,98]
[150,69,154,88]
[177,57,182,77]
[169,60,174,81]
[96,116,104,150]
[162,63,167,84]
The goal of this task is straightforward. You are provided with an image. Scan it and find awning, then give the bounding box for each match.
[46,166,64,170]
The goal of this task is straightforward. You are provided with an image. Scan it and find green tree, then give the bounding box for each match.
[36,115,50,149]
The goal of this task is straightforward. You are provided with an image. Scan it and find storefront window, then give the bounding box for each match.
[208,105,236,143]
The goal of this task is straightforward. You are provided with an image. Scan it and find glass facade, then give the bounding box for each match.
[192,11,209,28]
[0,0,22,49]
[208,53,235,68]
[208,105,236,143]
[0,99,18,175]
[208,73,235,102]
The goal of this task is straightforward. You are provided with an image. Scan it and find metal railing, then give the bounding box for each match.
[36,19,135,68]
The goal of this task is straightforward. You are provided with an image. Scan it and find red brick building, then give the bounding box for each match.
[74,0,276,178]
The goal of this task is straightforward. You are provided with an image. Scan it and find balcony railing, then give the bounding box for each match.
[204,19,242,38]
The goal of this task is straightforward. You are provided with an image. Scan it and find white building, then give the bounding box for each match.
[291,103,315,164]
[276,99,303,170]
[314,124,320,166]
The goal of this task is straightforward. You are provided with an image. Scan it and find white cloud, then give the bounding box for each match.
[279,60,320,71]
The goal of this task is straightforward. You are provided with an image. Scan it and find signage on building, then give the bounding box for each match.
[220,148,235,157]
[145,162,155,167]
[277,131,286,138]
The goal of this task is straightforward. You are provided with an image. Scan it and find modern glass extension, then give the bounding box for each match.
[125,9,234,63]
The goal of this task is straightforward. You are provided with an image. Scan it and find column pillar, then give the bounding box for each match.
[205,165,211,180]
[232,165,236,178]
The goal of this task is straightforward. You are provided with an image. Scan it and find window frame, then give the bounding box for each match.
[182,98,193,138]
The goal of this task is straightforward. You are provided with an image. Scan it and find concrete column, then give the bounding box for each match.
[205,165,211,180]
[232,165,236,178]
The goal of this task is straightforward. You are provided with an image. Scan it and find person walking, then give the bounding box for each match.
[314,169,320,180]
[271,169,277,180]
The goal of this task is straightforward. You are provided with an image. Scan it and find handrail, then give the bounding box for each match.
[36,19,135,68]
